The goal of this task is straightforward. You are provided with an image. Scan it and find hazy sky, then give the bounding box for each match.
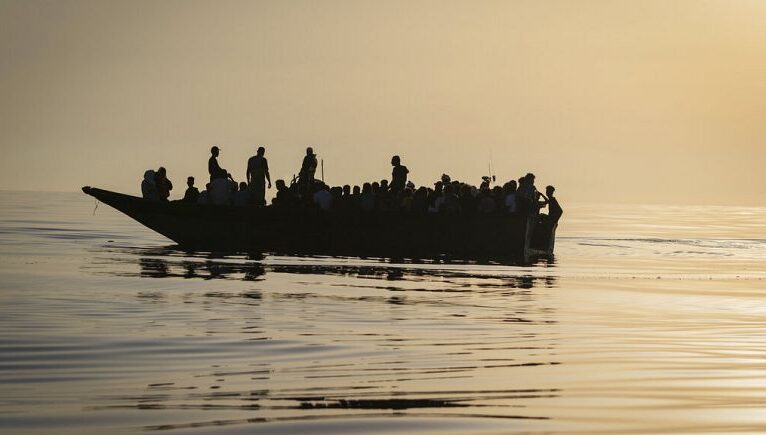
[1,0,765,205]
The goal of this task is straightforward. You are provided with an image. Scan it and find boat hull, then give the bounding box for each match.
[82,187,556,259]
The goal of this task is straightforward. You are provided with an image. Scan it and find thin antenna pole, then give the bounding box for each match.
[321,159,324,182]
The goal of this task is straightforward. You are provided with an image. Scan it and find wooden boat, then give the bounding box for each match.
[82,186,557,259]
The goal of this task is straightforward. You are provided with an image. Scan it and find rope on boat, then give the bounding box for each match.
[93,198,99,215]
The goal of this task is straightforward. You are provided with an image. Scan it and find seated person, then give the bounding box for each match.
[183,176,200,203]
[233,182,251,207]
[209,177,233,205]
[154,167,173,201]
[312,183,333,211]
[141,169,158,201]
[197,183,210,205]
[272,179,295,207]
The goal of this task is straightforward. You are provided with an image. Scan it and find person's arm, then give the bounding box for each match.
[537,192,549,208]
[246,161,251,185]
[265,159,271,188]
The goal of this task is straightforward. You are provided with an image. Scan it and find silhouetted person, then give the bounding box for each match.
[477,185,496,215]
[399,188,413,211]
[197,183,210,204]
[247,146,271,206]
[545,185,563,223]
[183,176,199,203]
[141,169,158,201]
[208,146,229,182]
[234,182,251,207]
[359,182,375,212]
[155,167,173,201]
[299,147,318,192]
[439,184,460,215]
[389,155,409,193]
[428,181,443,213]
[272,179,296,207]
[503,180,518,214]
[313,183,332,211]
[516,173,539,215]
[411,186,428,214]
[458,184,476,215]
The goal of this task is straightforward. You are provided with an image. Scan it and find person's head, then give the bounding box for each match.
[525,173,536,184]
[441,174,451,184]
[352,185,361,195]
[434,181,443,192]
[371,181,380,193]
[211,145,219,157]
[306,147,314,156]
[509,180,517,191]
[342,184,351,195]
[362,182,371,193]
[380,180,389,189]
[157,167,167,177]
[187,176,194,187]
[275,179,286,191]
[391,155,401,166]
[546,185,555,196]
[257,146,265,156]
[239,182,248,191]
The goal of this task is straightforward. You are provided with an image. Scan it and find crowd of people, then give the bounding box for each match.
[140,145,563,224]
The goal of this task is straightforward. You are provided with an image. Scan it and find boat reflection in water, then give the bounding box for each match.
[81,245,562,433]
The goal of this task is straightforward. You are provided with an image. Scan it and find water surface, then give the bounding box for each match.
[1,191,766,433]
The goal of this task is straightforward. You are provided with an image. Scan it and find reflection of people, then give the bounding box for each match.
[299,147,317,191]
[246,146,271,206]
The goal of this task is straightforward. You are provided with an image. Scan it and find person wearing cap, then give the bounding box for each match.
[208,146,227,182]
[246,146,271,206]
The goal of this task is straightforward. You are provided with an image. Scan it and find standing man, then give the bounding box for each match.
[299,147,318,193]
[389,155,409,193]
[247,146,271,206]
[544,185,563,223]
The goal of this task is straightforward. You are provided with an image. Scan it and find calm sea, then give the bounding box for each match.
[1,191,766,434]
